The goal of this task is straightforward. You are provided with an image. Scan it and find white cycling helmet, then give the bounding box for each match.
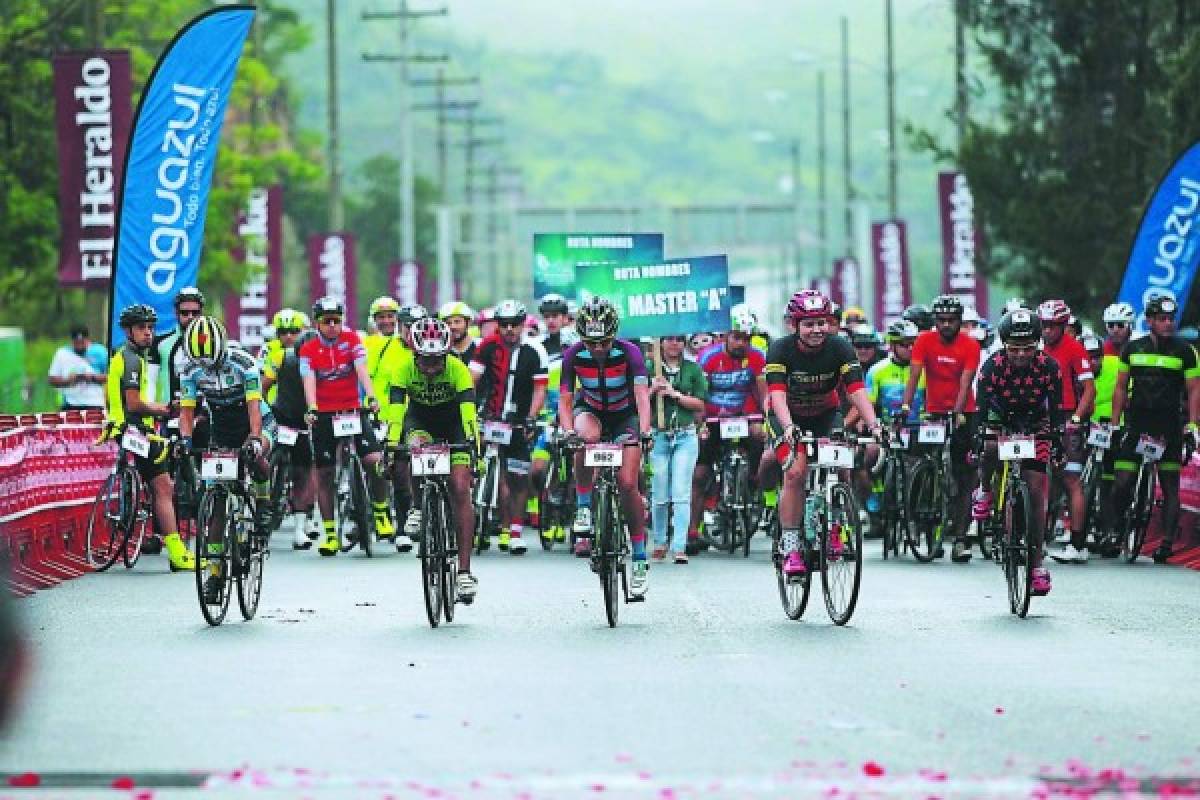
[410,317,451,356]
[1103,302,1135,325]
[729,303,758,334]
[962,307,982,324]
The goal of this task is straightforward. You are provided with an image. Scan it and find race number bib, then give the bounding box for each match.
[918,423,947,444]
[998,436,1036,461]
[201,450,240,481]
[719,417,750,440]
[276,426,300,446]
[332,412,362,438]
[1136,436,1165,463]
[816,439,854,468]
[121,428,150,458]
[1086,425,1112,450]
[411,445,451,476]
[584,443,623,468]
[482,420,513,445]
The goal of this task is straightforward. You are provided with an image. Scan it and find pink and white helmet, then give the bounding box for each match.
[411,317,451,356]
[786,289,832,321]
[1036,299,1071,325]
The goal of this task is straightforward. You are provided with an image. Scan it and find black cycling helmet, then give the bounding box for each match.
[312,296,344,319]
[931,294,964,318]
[398,303,429,326]
[538,293,568,315]
[849,324,880,348]
[576,297,620,342]
[1145,294,1178,317]
[902,303,934,331]
[174,286,205,308]
[998,307,1042,344]
[118,303,158,328]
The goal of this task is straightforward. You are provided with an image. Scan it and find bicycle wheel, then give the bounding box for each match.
[1004,480,1034,618]
[1124,468,1153,563]
[906,459,940,563]
[196,488,233,626]
[729,460,751,555]
[86,472,125,571]
[350,456,375,557]
[266,447,291,533]
[121,473,150,569]
[236,497,264,621]
[441,491,458,622]
[880,459,899,560]
[773,515,811,620]
[821,484,864,626]
[419,485,444,627]
[538,452,559,551]
[474,456,496,555]
[596,485,620,627]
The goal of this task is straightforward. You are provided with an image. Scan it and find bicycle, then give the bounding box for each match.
[1118,432,1167,563]
[85,424,153,572]
[565,437,648,627]
[704,414,763,557]
[536,421,575,551]
[264,423,305,534]
[400,442,476,627]
[328,411,376,557]
[905,413,960,560]
[978,431,1051,618]
[877,421,929,560]
[773,431,870,626]
[1078,421,1118,556]
[473,417,529,554]
[194,447,267,626]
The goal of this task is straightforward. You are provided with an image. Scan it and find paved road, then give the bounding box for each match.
[3,530,1200,797]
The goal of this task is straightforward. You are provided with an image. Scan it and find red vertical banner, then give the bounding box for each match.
[810,276,833,298]
[223,185,283,349]
[938,171,989,317]
[52,50,133,287]
[308,232,358,324]
[872,220,913,328]
[830,257,861,311]
[387,260,431,308]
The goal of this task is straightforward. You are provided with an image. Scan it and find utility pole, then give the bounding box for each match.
[817,71,828,273]
[409,69,479,199]
[326,0,343,229]
[955,0,967,148]
[885,0,898,218]
[469,163,521,297]
[87,0,105,48]
[840,15,853,258]
[790,138,801,286]
[455,112,503,295]
[363,3,448,263]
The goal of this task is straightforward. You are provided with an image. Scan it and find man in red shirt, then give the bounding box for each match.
[1102,302,1134,357]
[299,296,389,556]
[901,294,982,562]
[1038,300,1096,564]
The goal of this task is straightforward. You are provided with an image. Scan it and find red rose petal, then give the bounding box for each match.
[111,776,136,789]
[8,772,41,788]
[863,761,886,777]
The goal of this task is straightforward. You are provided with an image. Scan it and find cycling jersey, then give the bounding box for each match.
[152,327,191,403]
[866,357,924,423]
[1117,334,1200,416]
[179,346,264,422]
[298,327,367,412]
[262,346,306,423]
[471,335,549,420]
[697,345,766,417]
[1092,354,1120,421]
[910,330,980,413]
[389,355,478,456]
[105,342,156,431]
[450,339,477,364]
[261,339,284,405]
[976,351,1062,430]
[764,334,863,418]
[1042,333,1093,411]
[560,338,649,416]
[364,332,411,430]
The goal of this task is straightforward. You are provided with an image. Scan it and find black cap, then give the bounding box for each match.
[70,325,89,339]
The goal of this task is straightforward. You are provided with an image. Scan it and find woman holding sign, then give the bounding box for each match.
[648,335,709,563]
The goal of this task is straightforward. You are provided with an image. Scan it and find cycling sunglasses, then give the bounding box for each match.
[317,316,342,326]
[276,327,301,335]
[1005,343,1038,354]
[1105,322,1129,329]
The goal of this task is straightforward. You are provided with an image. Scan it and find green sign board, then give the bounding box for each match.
[532,233,664,301]
[576,255,731,338]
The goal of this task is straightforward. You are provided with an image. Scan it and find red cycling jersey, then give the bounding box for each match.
[298,327,367,412]
[911,330,981,413]
[1042,332,1093,411]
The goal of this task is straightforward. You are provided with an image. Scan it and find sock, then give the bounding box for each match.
[323,519,336,538]
[631,534,647,560]
[509,523,523,539]
[687,527,699,540]
[781,528,800,553]
[526,496,538,514]
[576,488,591,508]
[254,481,270,502]
[763,488,778,508]
[372,500,389,516]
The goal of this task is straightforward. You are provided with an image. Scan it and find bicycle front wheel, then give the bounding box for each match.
[196,488,234,626]
[821,484,864,626]
[419,486,444,628]
[773,516,811,620]
[350,457,375,557]
[441,492,458,623]
[121,471,149,569]
[1004,480,1034,618]
[906,459,940,563]
[596,485,621,628]
[1124,468,1153,563]
[236,498,265,621]
[86,472,125,571]
[266,448,291,533]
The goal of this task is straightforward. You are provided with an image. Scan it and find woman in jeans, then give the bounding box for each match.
[648,334,709,563]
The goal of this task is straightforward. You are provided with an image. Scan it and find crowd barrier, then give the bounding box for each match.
[0,411,115,597]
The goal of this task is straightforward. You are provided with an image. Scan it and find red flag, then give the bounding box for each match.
[938,172,989,316]
[308,232,358,324]
[872,220,913,327]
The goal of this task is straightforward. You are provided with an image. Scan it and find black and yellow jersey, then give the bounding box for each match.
[105,342,156,431]
[1117,334,1200,416]
[387,354,477,441]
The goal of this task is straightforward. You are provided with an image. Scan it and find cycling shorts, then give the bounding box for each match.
[402,409,473,468]
[573,404,639,445]
[312,409,381,468]
[1116,413,1183,473]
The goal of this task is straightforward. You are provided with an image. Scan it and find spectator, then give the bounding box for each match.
[47,325,108,410]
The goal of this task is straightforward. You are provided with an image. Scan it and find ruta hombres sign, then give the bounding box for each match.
[1117,139,1200,332]
[107,5,256,342]
[575,255,731,339]
[52,50,133,287]
[532,233,664,301]
[872,220,912,328]
[307,232,359,324]
[937,171,989,317]
[223,185,283,350]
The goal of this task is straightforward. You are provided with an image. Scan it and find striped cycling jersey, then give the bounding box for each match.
[560,338,648,415]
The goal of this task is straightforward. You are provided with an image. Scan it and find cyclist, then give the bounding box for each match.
[1083,329,1120,551]
[849,324,884,372]
[764,289,883,578]
[840,306,869,334]
[902,303,934,333]
[859,319,924,516]
[476,307,497,341]
[105,304,195,572]
[469,299,549,554]
[973,308,1060,596]
[1035,300,1095,565]
[262,316,319,550]
[390,318,480,602]
[901,294,982,563]
[1102,302,1135,357]
[363,295,411,544]
[298,296,389,557]
[176,316,274,603]
[559,297,653,596]
[153,286,206,408]
[690,307,767,554]
[439,300,478,363]
[529,293,578,539]
[1109,294,1200,564]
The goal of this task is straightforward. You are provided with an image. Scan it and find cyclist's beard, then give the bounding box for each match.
[726,345,746,360]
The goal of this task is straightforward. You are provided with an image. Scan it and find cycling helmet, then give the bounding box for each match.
[841,306,868,326]
[410,317,452,356]
[312,296,344,319]
[524,316,544,337]
[970,319,996,350]
[184,316,228,367]
[1003,297,1028,314]
[397,304,428,325]
[729,303,758,334]
[476,306,495,325]
[576,297,620,341]
[1081,331,1103,354]
[1145,294,1178,317]
[998,308,1042,344]
[174,286,205,308]
[566,299,579,317]
[369,295,401,317]
[931,294,964,318]
[272,308,307,331]
[438,300,475,321]
[1103,302,1135,325]
[962,307,982,325]
[118,303,158,328]
[1036,299,1071,325]
[885,319,920,343]
[537,293,569,315]
[850,324,880,348]
[902,304,934,330]
[786,289,832,321]
[494,299,528,324]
